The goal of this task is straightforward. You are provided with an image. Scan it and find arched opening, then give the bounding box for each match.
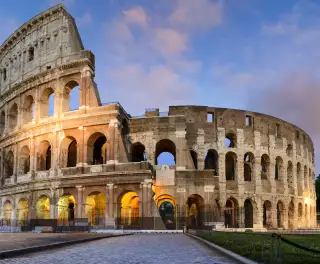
[155,194,176,229]
[297,163,302,195]
[20,146,30,174]
[225,132,236,148]
[121,119,129,136]
[37,141,52,171]
[277,201,284,228]
[87,133,107,165]
[5,151,14,178]
[3,201,12,224]
[204,149,218,175]
[225,198,238,228]
[28,47,34,61]
[190,150,198,169]
[244,152,254,181]
[17,198,28,225]
[155,139,176,165]
[57,194,76,223]
[63,80,80,112]
[85,192,106,226]
[275,157,283,180]
[40,88,55,117]
[225,152,236,180]
[8,103,18,130]
[260,154,270,180]
[298,203,303,227]
[36,196,50,219]
[22,95,34,124]
[304,166,308,190]
[119,191,139,226]
[286,144,293,157]
[288,201,295,229]
[244,199,253,228]
[263,200,272,228]
[0,111,5,135]
[186,194,204,227]
[131,143,146,162]
[60,137,77,168]
[287,161,294,193]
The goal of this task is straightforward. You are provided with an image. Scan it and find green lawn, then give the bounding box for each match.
[195,231,320,264]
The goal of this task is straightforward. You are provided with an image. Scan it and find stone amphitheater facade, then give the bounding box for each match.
[0,4,316,230]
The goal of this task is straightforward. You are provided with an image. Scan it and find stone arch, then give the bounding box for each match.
[131,142,146,162]
[22,95,34,124]
[87,132,107,165]
[286,144,293,157]
[40,88,55,117]
[244,152,254,181]
[263,200,272,228]
[155,139,176,165]
[186,194,204,227]
[63,80,80,112]
[118,191,139,226]
[8,103,18,130]
[297,163,302,195]
[37,140,52,171]
[298,202,303,227]
[60,137,77,168]
[5,151,14,178]
[36,195,50,219]
[85,191,106,226]
[275,156,284,180]
[0,111,5,135]
[17,198,28,225]
[189,149,198,169]
[225,152,237,180]
[225,197,239,228]
[225,132,236,148]
[277,200,285,228]
[244,199,254,228]
[3,200,12,223]
[204,149,218,175]
[304,166,308,189]
[288,201,295,229]
[20,145,30,174]
[287,161,294,193]
[260,154,270,180]
[57,194,76,222]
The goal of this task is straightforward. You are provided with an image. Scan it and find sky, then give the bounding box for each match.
[1,0,320,174]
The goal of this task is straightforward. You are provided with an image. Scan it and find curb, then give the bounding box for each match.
[185,233,257,264]
[0,233,133,259]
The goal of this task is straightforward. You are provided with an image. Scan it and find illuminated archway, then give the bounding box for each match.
[58,194,76,222]
[85,192,106,226]
[119,191,139,226]
[36,196,50,219]
[186,194,204,227]
[155,194,176,229]
[17,198,28,225]
[3,200,12,223]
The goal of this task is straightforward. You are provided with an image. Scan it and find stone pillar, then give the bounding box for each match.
[283,208,288,229]
[142,181,148,217]
[11,198,17,226]
[76,126,87,166]
[50,190,56,219]
[107,119,120,164]
[197,129,205,170]
[30,136,36,173]
[269,159,276,193]
[176,129,187,170]
[271,208,278,229]
[0,149,3,188]
[13,143,18,184]
[254,158,262,193]
[76,185,84,219]
[105,183,115,227]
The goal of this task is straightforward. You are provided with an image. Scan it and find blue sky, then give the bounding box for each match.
[1,0,320,174]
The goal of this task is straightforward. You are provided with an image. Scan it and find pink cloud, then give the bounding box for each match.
[170,0,223,31]
[122,6,148,27]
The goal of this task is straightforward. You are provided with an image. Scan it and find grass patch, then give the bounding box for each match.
[195,231,320,264]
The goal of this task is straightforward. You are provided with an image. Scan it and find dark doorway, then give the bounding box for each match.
[159,202,175,229]
[93,136,107,165]
[67,140,77,167]
[244,199,253,228]
[46,146,51,170]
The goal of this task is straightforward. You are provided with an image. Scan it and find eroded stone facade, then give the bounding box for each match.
[0,5,316,230]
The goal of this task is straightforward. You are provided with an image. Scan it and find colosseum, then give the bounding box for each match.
[0,4,317,232]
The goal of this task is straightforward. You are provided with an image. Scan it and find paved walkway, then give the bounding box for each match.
[0,234,237,264]
[0,233,113,252]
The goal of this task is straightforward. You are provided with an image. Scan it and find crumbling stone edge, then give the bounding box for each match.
[0,233,133,259]
[185,233,257,264]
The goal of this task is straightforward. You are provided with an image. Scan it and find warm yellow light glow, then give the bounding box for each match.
[18,199,28,222]
[305,197,310,206]
[36,196,50,219]
[85,192,106,225]
[120,191,139,225]
[3,201,12,220]
[58,195,76,220]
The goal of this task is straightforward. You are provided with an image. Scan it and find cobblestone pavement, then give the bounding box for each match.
[0,234,238,264]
